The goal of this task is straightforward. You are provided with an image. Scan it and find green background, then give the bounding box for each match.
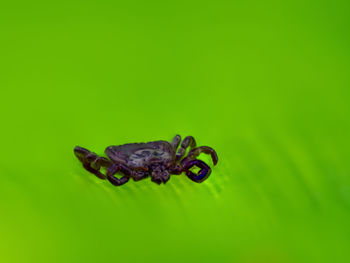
[1,1,349,262]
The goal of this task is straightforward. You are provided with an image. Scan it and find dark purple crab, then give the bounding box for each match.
[74,135,218,186]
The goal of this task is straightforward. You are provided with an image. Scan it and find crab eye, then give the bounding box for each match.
[153,151,162,156]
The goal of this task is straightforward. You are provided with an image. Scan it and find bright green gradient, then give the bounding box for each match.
[1,1,349,262]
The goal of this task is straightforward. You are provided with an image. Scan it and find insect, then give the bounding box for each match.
[74,135,218,186]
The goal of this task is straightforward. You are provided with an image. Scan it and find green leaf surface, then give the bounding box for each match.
[1,0,349,262]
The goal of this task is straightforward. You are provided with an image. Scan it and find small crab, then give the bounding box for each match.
[74,135,218,186]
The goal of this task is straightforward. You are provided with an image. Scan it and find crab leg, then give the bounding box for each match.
[74,146,111,179]
[171,134,181,150]
[176,136,196,161]
[184,146,218,165]
[132,169,149,181]
[182,159,211,183]
[106,164,132,186]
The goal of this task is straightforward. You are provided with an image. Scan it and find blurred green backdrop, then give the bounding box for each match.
[1,0,349,262]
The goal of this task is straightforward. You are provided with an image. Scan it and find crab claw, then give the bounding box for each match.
[151,169,170,184]
[183,159,211,183]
